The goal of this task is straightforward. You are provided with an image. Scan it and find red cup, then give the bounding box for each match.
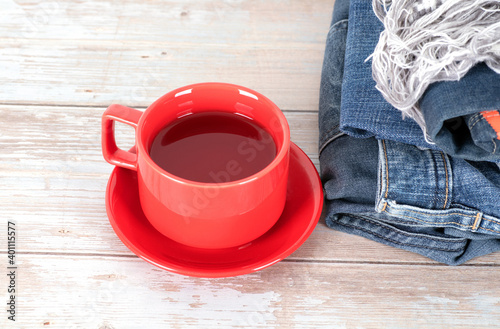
[102,83,290,249]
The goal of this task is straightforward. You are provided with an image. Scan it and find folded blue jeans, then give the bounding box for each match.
[338,0,500,162]
[319,0,500,265]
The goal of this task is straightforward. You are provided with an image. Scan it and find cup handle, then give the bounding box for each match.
[101,104,143,171]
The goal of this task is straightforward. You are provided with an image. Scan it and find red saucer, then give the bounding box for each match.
[105,142,323,277]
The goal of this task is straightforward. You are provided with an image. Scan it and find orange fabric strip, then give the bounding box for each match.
[481,110,500,140]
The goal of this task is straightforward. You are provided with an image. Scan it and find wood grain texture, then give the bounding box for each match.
[2,104,500,267]
[2,0,500,328]
[0,105,326,258]
[2,255,500,328]
[0,0,331,110]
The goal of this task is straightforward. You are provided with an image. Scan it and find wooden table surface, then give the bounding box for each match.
[2,0,500,328]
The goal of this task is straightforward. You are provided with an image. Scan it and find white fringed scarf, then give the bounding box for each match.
[369,0,500,133]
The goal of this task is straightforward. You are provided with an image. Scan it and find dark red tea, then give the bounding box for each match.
[149,112,277,183]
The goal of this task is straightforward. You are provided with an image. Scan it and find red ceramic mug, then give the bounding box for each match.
[102,83,290,249]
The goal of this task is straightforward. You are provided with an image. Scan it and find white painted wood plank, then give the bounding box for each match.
[0,0,331,44]
[4,1,499,327]
[2,255,499,328]
[0,105,318,175]
[2,104,500,265]
[0,0,332,109]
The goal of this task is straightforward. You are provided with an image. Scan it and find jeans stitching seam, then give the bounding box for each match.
[468,113,483,130]
[482,216,500,226]
[469,113,498,154]
[440,152,449,209]
[354,214,466,242]
[320,124,340,143]
[479,226,500,234]
[382,140,389,199]
[328,19,348,35]
[472,213,482,231]
[318,131,345,155]
[482,110,500,140]
[336,215,466,252]
[384,202,474,219]
[382,203,500,234]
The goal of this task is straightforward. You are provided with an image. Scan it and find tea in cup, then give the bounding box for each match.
[102,83,290,249]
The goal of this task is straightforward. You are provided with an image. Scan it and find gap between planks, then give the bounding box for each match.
[2,250,500,268]
[0,102,320,113]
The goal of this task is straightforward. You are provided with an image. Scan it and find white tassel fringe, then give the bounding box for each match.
[369,0,500,130]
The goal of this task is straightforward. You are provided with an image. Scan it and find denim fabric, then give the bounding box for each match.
[339,0,500,162]
[318,0,348,156]
[319,0,500,265]
[339,0,435,150]
[420,64,500,162]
